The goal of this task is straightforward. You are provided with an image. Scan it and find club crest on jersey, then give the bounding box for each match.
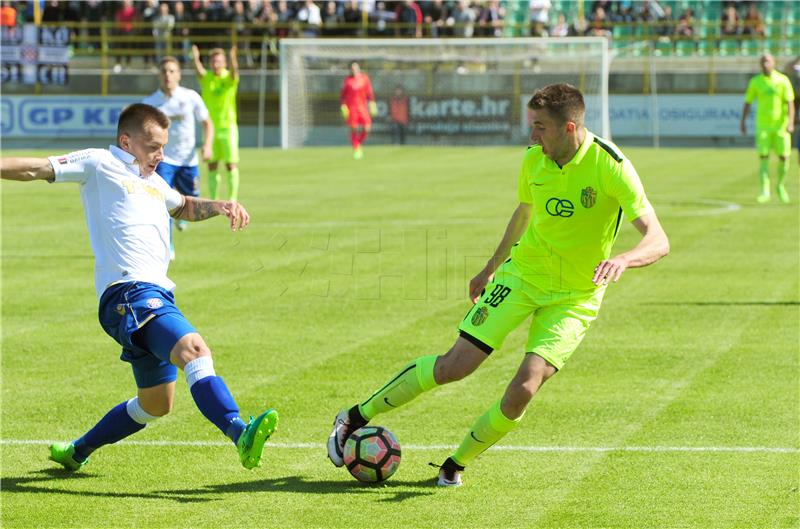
[471,306,489,326]
[581,186,597,208]
[146,298,164,309]
[115,304,126,316]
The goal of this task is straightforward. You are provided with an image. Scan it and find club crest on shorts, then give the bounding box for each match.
[471,306,489,326]
[146,298,164,309]
[581,186,596,208]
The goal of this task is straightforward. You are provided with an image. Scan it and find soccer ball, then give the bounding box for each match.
[343,426,401,483]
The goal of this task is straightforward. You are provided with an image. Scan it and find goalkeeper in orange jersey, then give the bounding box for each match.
[340,61,377,160]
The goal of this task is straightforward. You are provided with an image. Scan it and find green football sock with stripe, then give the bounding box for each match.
[227,167,240,202]
[759,158,770,196]
[208,167,221,200]
[776,157,788,187]
[358,355,438,421]
[452,400,524,467]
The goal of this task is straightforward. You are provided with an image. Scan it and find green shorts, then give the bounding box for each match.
[212,127,240,164]
[458,260,604,370]
[756,128,791,157]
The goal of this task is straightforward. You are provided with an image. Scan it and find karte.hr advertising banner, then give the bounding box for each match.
[1,96,137,137]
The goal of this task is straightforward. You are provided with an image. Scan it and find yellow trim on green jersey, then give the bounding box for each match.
[744,71,795,131]
[512,130,653,293]
[200,69,239,131]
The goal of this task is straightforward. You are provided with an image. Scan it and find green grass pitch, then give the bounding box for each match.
[1,146,798,529]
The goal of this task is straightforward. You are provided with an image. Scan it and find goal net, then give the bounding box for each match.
[280,37,610,149]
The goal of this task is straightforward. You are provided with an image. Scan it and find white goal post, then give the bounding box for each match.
[280,37,610,149]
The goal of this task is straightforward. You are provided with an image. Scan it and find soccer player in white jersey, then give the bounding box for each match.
[0,103,278,471]
[143,56,214,256]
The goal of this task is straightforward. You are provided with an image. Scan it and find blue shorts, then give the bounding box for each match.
[99,281,197,388]
[157,162,200,197]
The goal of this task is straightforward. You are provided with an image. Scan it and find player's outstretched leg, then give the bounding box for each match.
[176,334,278,470]
[49,396,162,471]
[434,353,556,487]
[327,337,489,467]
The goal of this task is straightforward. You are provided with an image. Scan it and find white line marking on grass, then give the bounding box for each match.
[656,198,741,217]
[2,439,795,454]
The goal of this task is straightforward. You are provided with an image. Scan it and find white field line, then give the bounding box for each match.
[1,439,795,454]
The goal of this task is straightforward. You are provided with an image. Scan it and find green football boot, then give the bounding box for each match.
[49,442,88,471]
[237,409,279,470]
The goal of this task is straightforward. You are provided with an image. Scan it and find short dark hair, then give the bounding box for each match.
[116,103,170,141]
[527,83,585,125]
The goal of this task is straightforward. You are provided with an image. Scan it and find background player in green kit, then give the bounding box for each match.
[741,53,796,204]
[192,44,241,201]
[327,83,670,487]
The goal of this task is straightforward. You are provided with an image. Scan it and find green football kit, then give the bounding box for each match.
[200,69,240,200]
[351,130,654,470]
[745,71,795,157]
[459,130,652,370]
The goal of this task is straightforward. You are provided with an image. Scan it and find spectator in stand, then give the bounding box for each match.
[528,0,551,37]
[396,1,422,38]
[478,0,505,38]
[450,0,476,38]
[588,6,612,38]
[78,1,105,52]
[370,1,395,37]
[720,3,740,37]
[0,1,16,28]
[41,1,62,23]
[390,85,409,145]
[153,2,175,64]
[742,3,765,38]
[550,12,568,37]
[140,0,159,68]
[675,8,695,38]
[657,5,674,38]
[275,0,294,38]
[569,12,588,36]
[231,0,254,66]
[173,1,191,65]
[297,0,322,37]
[323,1,344,36]
[342,1,362,37]
[424,0,448,37]
[113,0,136,72]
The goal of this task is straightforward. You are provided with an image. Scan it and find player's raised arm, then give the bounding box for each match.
[469,202,532,303]
[191,44,207,78]
[229,45,239,81]
[592,210,669,286]
[0,157,55,182]
[170,196,249,231]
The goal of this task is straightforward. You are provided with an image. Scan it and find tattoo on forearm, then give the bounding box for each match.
[176,197,220,221]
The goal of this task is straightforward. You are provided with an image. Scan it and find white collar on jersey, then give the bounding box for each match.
[109,145,141,177]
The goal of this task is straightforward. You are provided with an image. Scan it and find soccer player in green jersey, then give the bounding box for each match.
[741,53,796,203]
[327,83,670,487]
[192,44,241,201]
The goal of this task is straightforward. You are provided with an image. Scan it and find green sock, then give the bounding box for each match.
[776,158,788,188]
[227,167,240,202]
[208,168,220,200]
[759,158,770,196]
[358,355,438,421]
[452,400,524,467]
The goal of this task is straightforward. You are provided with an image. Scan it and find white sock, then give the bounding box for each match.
[126,397,160,425]
[184,355,216,388]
